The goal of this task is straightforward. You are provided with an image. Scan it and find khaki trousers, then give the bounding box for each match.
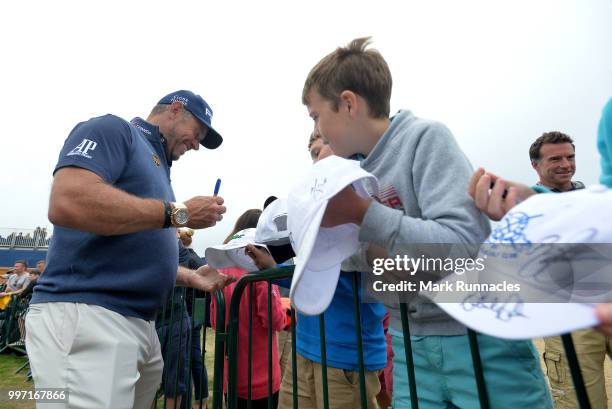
[278,353,380,409]
[543,329,612,409]
[277,330,293,382]
[25,302,163,409]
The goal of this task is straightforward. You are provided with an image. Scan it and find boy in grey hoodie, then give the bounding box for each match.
[302,37,553,409]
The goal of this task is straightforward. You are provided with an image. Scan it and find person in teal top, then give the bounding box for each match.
[470,97,612,409]
[597,98,612,187]
[594,97,612,336]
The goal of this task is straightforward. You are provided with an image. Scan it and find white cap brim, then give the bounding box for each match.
[422,186,611,339]
[288,156,378,316]
[205,240,267,273]
[435,302,597,340]
[290,204,337,315]
[290,204,361,315]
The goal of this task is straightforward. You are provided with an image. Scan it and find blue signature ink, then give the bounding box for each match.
[487,212,544,249]
[461,292,526,322]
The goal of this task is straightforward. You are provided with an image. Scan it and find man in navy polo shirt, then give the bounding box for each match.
[26,90,233,409]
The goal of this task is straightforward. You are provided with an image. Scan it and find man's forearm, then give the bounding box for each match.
[49,168,166,235]
[175,266,197,287]
[175,265,234,293]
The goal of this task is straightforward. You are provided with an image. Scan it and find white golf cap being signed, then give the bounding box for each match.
[425,185,612,339]
[256,197,290,246]
[205,228,267,273]
[287,155,378,316]
[255,197,296,263]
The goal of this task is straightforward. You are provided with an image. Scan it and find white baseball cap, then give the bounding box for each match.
[205,228,267,273]
[287,155,378,316]
[424,185,612,339]
[255,197,296,263]
[256,197,290,246]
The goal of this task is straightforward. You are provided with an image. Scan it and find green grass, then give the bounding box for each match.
[0,352,34,409]
[0,328,219,409]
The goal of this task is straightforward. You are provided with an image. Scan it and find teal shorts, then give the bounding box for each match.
[391,332,553,409]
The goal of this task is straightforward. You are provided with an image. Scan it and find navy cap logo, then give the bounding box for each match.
[170,95,189,105]
[158,90,223,150]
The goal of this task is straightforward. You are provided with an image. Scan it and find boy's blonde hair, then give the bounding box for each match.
[302,37,392,119]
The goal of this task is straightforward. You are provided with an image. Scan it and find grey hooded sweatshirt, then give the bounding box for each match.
[342,110,491,336]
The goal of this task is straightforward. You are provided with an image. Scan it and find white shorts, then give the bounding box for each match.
[25,302,163,409]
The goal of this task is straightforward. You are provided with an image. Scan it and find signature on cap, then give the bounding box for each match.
[310,178,327,199]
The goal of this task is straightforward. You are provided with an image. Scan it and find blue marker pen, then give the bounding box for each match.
[214,178,222,196]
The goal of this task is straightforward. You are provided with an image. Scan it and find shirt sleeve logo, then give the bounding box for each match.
[66,138,98,159]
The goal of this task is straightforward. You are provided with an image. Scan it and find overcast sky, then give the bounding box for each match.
[1,0,611,253]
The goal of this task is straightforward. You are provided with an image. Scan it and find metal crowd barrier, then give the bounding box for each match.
[152,287,211,409]
[157,266,592,409]
[0,295,30,354]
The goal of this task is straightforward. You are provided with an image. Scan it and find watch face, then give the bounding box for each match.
[175,209,189,225]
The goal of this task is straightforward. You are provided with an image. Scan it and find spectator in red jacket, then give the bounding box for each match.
[210,209,286,409]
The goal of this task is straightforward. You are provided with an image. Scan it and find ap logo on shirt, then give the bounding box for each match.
[67,138,97,159]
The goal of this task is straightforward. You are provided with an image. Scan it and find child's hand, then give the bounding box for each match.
[321,187,371,227]
[245,244,277,270]
[468,168,535,221]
